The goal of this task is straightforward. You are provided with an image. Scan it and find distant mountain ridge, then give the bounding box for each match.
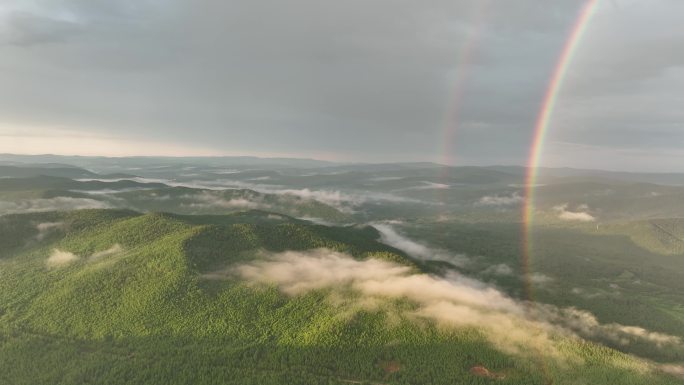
[4,154,684,185]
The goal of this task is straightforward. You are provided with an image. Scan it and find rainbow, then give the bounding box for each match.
[439,0,491,168]
[522,0,600,299]
[436,1,491,205]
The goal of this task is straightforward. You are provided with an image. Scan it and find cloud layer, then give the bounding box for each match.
[0,197,111,215]
[46,249,78,267]
[235,249,681,358]
[553,203,596,222]
[373,223,465,265]
[476,192,524,207]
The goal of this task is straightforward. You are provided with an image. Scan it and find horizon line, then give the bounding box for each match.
[2,153,684,175]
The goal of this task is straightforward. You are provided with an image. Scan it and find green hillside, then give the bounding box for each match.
[0,209,680,384]
[596,219,684,255]
[402,219,684,364]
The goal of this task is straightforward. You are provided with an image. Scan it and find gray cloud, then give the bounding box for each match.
[0,0,682,170]
[0,11,82,46]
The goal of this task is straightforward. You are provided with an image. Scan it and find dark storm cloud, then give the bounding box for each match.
[0,0,682,169]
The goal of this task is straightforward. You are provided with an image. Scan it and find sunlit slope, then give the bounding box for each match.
[532,181,684,221]
[594,218,684,255]
[0,210,680,385]
[404,219,684,363]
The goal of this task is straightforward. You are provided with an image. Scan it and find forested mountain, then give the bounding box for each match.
[0,209,680,384]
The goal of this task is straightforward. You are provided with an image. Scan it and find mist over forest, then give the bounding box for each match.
[0,156,683,384]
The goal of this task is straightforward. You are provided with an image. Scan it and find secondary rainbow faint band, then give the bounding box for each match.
[522,0,600,299]
[439,0,490,168]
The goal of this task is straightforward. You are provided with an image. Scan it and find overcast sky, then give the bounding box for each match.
[1,0,682,171]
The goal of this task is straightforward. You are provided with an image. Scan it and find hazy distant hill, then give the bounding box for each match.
[0,176,351,222]
[0,165,99,179]
[487,165,684,186]
[113,187,351,221]
[0,154,338,172]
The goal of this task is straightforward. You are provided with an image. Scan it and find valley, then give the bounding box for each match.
[1,156,683,384]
